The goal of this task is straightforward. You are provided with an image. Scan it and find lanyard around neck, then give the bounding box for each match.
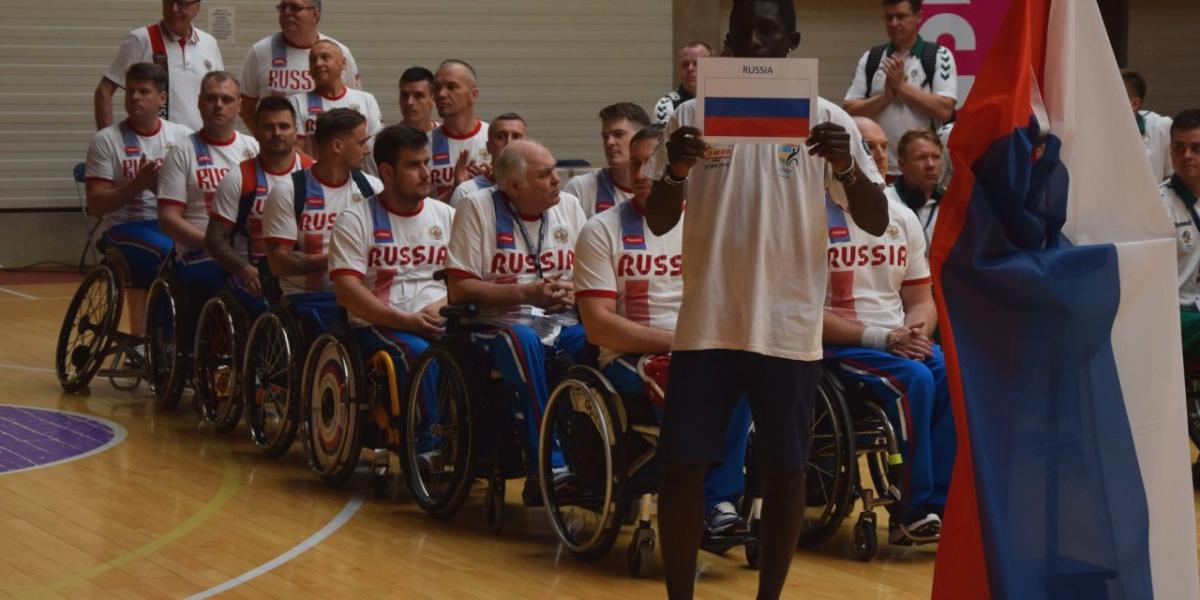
[505,198,546,280]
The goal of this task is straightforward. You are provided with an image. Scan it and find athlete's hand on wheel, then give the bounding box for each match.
[806,122,853,174]
[666,126,705,179]
[239,263,262,298]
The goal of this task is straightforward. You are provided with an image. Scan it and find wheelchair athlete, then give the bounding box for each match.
[327,124,454,439]
[574,125,752,550]
[444,139,588,503]
[85,62,191,338]
[822,188,955,545]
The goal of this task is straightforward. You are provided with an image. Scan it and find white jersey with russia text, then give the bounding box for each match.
[158,131,260,258]
[1141,110,1174,184]
[86,118,193,228]
[449,174,496,209]
[210,152,313,261]
[445,188,585,332]
[648,97,883,361]
[574,200,683,367]
[289,87,384,174]
[1160,179,1200,310]
[825,193,930,331]
[328,196,454,329]
[262,168,383,296]
[562,168,635,219]
[429,121,489,198]
[884,184,939,245]
[240,33,360,99]
[104,23,223,131]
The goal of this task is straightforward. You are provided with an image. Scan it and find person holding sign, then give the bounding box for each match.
[644,1,887,598]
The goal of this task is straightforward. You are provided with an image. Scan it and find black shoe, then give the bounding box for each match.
[700,502,750,554]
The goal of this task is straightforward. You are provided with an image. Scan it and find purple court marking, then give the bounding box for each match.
[0,405,126,475]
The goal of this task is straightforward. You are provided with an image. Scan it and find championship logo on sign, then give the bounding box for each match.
[777,144,801,168]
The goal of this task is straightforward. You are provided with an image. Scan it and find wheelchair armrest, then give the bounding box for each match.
[440,304,479,320]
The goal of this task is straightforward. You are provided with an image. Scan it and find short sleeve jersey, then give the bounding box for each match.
[328,196,455,328]
[844,38,958,176]
[445,188,586,328]
[884,185,939,245]
[86,119,193,228]
[429,121,490,198]
[104,24,224,131]
[262,168,384,296]
[449,174,496,209]
[289,88,384,163]
[239,33,360,99]
[562,168,635,219]
[1140,110,1174,184]
[210,152,314,261]
[825,193,930,331]
[574,201,684,367]
[647,97,884,361]
[1160,179,1200,309]
[157,131,260,257]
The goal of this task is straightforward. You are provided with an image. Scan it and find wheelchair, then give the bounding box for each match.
[144,260,203,410]
[55,245,150,394]
[537,357,760,578]
[1185,355,1200,489]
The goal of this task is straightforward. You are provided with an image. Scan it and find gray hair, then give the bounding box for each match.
[311,0,321,10]
[439,59,478,85]
[493,140,542,190]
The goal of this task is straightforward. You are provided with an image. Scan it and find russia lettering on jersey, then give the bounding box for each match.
[117,124,157,219]
[191,136,228,213]
[428,122,488,197]
[487,192,574,276]
[266,34,314,93]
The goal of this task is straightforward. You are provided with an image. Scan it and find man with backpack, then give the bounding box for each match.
[844,0,957,179]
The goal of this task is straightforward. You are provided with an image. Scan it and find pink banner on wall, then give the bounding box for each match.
[921,0,1014,103]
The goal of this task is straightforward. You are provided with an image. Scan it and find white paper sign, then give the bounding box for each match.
[209,7,235,44]
[695,57,819,144]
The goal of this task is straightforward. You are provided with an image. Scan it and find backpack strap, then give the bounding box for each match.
[146,23,170,120]
[350,170,374,199]
[919,41,940,89]
[863,44,888,98]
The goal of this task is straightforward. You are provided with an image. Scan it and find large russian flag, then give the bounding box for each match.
[930,1,1199,599]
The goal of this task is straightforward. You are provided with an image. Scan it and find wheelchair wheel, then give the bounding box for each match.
[797,370,856,547]
[244,308,302,457]
[302,333,365,486]
[402,341,481,520]
[146,276,188,409]
[55,265,123,393]
[194,291,250,433]
[539,365,627,560]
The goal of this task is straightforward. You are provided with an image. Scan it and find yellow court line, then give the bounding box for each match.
[31,445,241,595]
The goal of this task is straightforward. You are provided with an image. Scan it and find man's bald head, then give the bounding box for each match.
[495,140,561,212]
[433,59,480,121]
[309,39,346,90]
[854,116,890,176]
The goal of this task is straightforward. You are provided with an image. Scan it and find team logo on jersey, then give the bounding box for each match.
[553,227,569,245]
[1183,229,1195,250]
[428,225,443,241]
[256,185,268,195]
[373,227,394,244]
[308,105,323,115]
[497,231,515,246]
[352,192,364,203]
[350,103,360,112]
[305,195,325,210]
[623,234,645,246]
[204,59,213,71]
[244,149,256,159]
[886,225,900,240]
[124,145,141,157]
[777,144,802,168]
[433,152,450,163]
[272,56,287,67]
[829,226,851,242]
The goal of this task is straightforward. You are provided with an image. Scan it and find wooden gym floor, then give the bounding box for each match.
[0,280,1194,599]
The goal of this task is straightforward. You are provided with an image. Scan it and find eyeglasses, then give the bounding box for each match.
[167,0,202,7]
[276,3,316,13]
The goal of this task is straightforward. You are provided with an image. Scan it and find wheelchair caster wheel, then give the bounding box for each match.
[852,513,878,562]
[745,520,760,569]
[483,479,506,534]
[627,527,655,578]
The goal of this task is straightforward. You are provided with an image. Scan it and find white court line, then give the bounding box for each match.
[0,362,55,374]
[0,287,36,300]
[185,489,367,599]
[0,406,127,477]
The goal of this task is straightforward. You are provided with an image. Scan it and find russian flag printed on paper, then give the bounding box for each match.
[704,97,810,138]
[697,58,816,143]
[930,1,1198,599]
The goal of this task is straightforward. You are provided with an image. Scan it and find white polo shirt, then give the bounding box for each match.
[210,152,313,261]
[429,121,490,198]
[445,188,585,332]
[262,168,384,296]
[845,38,958,176]
[104,23,224,131]
[562,168,635,219]
[240,33,360,99]
[157,131,259,257]
[1160,179,1200,310]
[648,97,883,361]
[328,196,455,329]
[825,193,930,330]
[575,200,684,367]
[86,118,193,228]
[1140,110,1174,184]
[449,174,496,209]
[288,87,384,174]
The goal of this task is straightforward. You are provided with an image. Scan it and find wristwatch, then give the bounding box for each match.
[833,156,858,186]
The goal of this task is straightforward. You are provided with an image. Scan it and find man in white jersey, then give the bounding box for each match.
[1123,69,1174,183]
[95,0,223,131]
[263,108,383,333]
[822,165,952,545]
[448,113,527,208]
[399,67,438,134]
[328,125,454,444]
[158,71,259,297]
[575,125,753,551]
[430,60,490,201]
[653,42,712,126]
[855,116,890,177]
[87,63,192,336]
[239,0,360,135]
[445,140,587,503]
[844,0,957,179]
[645,2,888,597]
[562,103,649,218]
[1158,109,1200,355]
[885,128,943,242]
[206,96,313,305]
[289,40,384,174]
